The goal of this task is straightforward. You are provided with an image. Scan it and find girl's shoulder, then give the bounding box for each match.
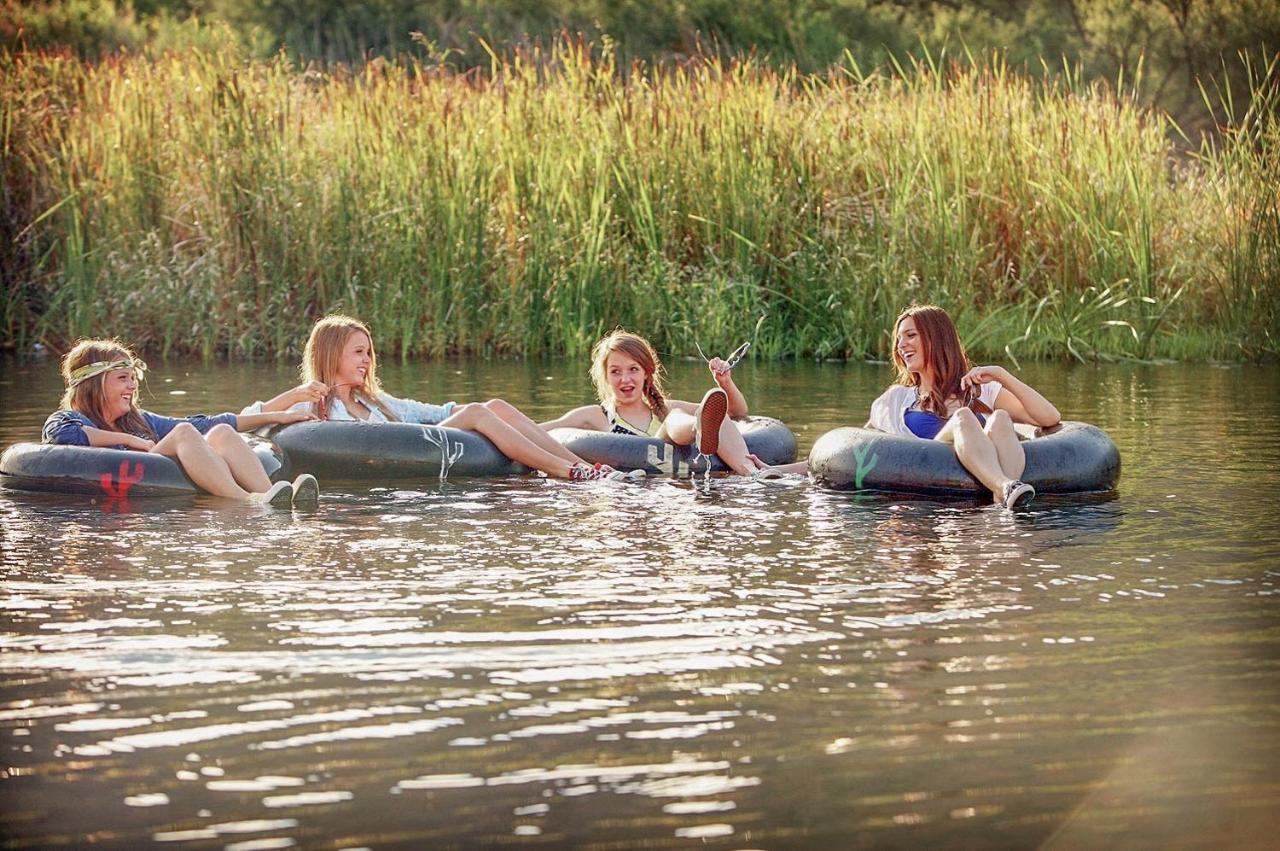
[45,408,93,425]
[374,392,455,425]
[373,391,428,409]
[42,409,96,445]
[867,385,914,434]
[570,403,611,430]
[872,385,915,408]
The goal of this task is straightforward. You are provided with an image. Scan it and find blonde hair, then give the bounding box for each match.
[302,315,398,421]
[589,330,669,420]
[59,339,155,439]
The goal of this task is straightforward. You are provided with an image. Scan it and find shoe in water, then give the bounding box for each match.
[593,465,645,478]
[569,463,611,482]
[249,480,294,507]
[695,388,728,456]
[751,467,805,486]
[291,473,319,505]
[570,463,645,483]
[1001,479,1035,510]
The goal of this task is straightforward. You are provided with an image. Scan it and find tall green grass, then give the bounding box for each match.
[2,41,1277,361]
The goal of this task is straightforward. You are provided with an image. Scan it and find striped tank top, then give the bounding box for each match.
[601,400,662,437]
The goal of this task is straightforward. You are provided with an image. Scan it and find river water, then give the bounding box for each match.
[1,355,1277,849]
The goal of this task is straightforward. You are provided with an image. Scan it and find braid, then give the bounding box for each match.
[645,379,669,421]
[590,329,670,421]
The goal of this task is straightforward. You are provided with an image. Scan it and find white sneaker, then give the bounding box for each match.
[1000,480,1035,510]
[291,473,319,504]
[575,463,645,482]
[249,480,293,507]
[751,467,802,485]
[570,463,615,482]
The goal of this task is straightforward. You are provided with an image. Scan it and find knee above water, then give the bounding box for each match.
[483,398,514,416]
[453,402,492,426]
[206,423,238,440]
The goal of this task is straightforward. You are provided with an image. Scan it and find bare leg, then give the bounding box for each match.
[657,410,695,446]
[713,418,762,475]
[660,408,762,475]
[442,404,576,478]
[935,408,1013,499]
[756,458,808,475]
[484,399,584,465]
[205,424,273,492]
[150,423,252,499]
[984,409,1025,481]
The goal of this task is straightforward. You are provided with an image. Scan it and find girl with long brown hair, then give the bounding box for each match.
[765,305,1060,508]
[541,329,779,478]
[872,304,1060,507]
[250,315,626,481]
[43,339,317,505]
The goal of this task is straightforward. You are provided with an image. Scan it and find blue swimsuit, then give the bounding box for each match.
[904,408,985,440]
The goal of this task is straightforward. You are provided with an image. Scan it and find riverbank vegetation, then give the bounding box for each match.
[6,0,1279,137]
[2,40,1278,361]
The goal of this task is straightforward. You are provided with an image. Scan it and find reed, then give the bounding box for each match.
[2,41,1277,361]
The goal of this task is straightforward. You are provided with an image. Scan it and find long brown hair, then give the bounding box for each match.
[891,305,988,419]
[59,339,156,439]
[302,315,398,421]
[590,330,670,420]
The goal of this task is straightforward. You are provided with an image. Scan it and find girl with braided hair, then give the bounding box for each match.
[541,329,776,478]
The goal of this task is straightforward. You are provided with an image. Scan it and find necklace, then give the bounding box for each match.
[337,391,370,421]
[911,385,927,412]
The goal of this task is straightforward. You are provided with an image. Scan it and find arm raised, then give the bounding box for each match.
[965,365,1060,427]
[708,357,749,417]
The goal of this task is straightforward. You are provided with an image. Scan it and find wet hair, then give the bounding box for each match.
[59,339,156,439]
[891,304,988,419]
[302,315,398,421]
[590,330,670,420]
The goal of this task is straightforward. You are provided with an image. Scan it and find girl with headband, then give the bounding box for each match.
[44,339,318,506]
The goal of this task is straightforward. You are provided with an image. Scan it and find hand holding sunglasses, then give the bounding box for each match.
[696,341,751,376]
[961,365,1011,415]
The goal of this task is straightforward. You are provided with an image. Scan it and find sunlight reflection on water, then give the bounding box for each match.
[2,358,1278,847]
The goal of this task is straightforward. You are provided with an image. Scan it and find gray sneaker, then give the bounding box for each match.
[1001,480,1035,510]
[291,473,319,505]
[249,480,294,507]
